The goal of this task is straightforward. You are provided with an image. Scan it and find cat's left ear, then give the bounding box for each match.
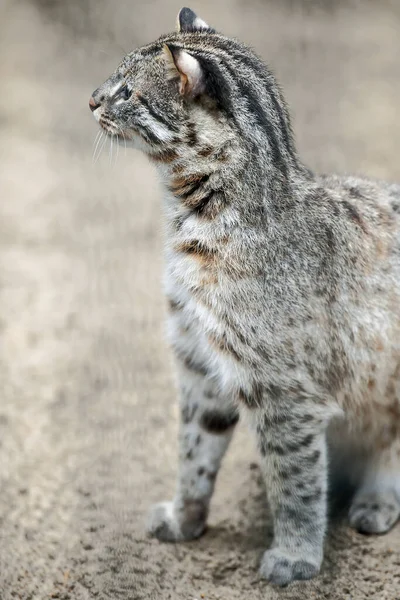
[176,7,211,33]
[163,44,205,97]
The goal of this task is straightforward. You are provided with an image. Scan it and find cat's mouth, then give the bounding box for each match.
[90,103,121,136]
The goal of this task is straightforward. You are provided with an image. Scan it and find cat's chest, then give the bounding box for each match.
[165,236,224,295]
[164,246,249,384]
[165,244,227,335]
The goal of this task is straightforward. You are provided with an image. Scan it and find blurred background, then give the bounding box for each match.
[1,1,400,599]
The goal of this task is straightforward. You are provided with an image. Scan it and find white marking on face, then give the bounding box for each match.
[109,81,124,97]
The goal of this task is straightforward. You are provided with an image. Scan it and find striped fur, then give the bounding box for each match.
[90,7,400,587]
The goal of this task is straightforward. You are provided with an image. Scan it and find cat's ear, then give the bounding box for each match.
[176,7,210,33]
[163,44,205,97]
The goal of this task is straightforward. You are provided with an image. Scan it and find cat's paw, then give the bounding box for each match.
[147,500,206,542]
[260,548,320,586]
[349,491,400,534]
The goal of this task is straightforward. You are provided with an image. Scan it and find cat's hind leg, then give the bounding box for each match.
[349,438,400,534]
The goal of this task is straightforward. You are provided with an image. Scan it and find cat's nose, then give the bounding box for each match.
[89,96,101,112]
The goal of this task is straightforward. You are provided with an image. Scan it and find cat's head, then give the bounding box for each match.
[89,7,295,169]
[89,8,221,157]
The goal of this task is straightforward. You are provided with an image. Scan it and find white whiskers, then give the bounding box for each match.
[92,130,104,163]
[116,134,120,165]
[92,127,125,166]
[93,130,108,164]
[121,131,127,157]
[109,133,113,165]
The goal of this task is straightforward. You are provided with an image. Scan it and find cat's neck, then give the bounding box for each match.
[146,101,312,233]
[149,136,312,235]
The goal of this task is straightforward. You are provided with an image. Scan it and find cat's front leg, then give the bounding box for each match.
[147,313,238,542]
[249,391,330,586]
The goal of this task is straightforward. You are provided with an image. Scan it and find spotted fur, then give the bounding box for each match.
[90,7,400,586]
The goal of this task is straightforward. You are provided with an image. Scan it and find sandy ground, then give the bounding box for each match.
[1,1,400,598]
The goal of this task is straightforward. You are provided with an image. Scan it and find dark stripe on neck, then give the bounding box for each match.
[202,52,289,179]
[227,50,298,165]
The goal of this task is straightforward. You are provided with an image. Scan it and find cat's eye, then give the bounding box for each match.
[116,84,131,102]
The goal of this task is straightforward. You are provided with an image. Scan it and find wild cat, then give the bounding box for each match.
[89,7,400,586]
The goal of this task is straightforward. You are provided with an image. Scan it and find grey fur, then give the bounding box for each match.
[90,7,400,586]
